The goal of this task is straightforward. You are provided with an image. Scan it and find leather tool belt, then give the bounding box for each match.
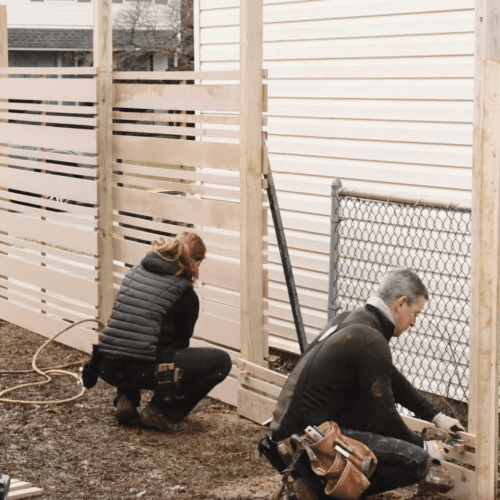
[300,421,377,500]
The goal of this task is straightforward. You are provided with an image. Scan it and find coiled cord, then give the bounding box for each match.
[0,318,102,405]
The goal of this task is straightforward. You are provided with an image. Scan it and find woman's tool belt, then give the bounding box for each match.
[302,421,377,500]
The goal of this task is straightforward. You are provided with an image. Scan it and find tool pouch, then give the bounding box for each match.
[154,363,184,403]
[302,421,377,500]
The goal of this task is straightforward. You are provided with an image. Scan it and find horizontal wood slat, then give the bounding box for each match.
[0,145,98,165]
[113,186,241,230]
[0,233,97,266]
[114,135,239,170]
[0,155,97,179]
[113,174,239,200]
[0,77,97,103]
[113,110,240,126]
[113,70,241,81]
[0,190,97,218]
[196,312,240,350]
[0,122,97,154]
[114,83,239,112]
[0,67,97,75]
[1,101,98,115]
[113,162,240,186]
[0,299,98,353]
[0,253,98,304]
[0,276,97,317]
[0,111,97,127]
[1,166,97,205]
[3,245,98,279]
[113,122,239,140]
[1,210,98,255]
[0,286,93,324]
[112,238,239,290]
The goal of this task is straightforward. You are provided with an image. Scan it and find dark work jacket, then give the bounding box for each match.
[270,305,439,447]
[98,252,199,363]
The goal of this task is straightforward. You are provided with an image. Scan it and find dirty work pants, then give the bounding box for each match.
[98,347,232,423]
[299,429,430,498]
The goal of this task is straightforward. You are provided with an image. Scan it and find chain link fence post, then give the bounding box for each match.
[328,178,342,322]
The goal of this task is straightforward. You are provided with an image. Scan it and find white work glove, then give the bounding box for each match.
[424,440,449,463]
[432,412,465,433]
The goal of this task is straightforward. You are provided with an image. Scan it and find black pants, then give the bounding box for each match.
[343,430,429,497]
[98,347,232,422]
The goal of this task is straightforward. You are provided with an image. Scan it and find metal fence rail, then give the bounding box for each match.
[328,179,471,423]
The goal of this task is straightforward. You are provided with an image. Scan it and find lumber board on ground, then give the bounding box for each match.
[7,479,43,500]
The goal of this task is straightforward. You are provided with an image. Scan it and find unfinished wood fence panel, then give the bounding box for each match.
[111,70,257,406]
[0,67,101,351]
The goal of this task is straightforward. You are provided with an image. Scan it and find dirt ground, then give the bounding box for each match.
[0,319,437,500]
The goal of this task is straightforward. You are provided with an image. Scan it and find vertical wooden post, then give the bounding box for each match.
[0,6,6,68]
[94,0,114,327]
[0,6,7,301]
[239,0,265,365]
[471,1,500,498]
[471,60,500,500]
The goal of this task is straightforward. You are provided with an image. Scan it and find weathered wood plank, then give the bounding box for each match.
[114,83,239,111]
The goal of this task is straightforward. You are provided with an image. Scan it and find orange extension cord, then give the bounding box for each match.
[0,318,102,405]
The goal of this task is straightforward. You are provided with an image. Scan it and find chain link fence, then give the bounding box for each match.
[328,180,471,425]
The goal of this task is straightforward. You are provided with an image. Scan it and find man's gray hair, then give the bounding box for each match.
[375,268,428,306]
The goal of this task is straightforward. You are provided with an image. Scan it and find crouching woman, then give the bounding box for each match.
[95,231,232,430]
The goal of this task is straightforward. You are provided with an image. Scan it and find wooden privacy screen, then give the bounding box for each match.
[0,69,256,406]
[112,70,245,406]
[0,67,100,350]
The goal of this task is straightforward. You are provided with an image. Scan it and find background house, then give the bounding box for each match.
[4,0,190,69]
[194,0,475,354]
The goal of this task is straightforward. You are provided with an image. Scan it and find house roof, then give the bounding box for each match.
[8,28,177,51]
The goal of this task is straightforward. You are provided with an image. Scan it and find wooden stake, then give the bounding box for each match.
[94,0,114,328]
[239,0,265,365]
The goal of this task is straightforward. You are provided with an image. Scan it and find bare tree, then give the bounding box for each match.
[113,0,193,71]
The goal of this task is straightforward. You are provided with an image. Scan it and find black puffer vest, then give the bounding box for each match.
[98,252,191,363]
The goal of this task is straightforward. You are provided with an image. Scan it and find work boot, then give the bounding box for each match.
[115,394,140,427]
[418,460,454,495]
[140,401,184,431]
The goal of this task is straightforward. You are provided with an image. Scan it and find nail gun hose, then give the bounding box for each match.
[0,318,102,405]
